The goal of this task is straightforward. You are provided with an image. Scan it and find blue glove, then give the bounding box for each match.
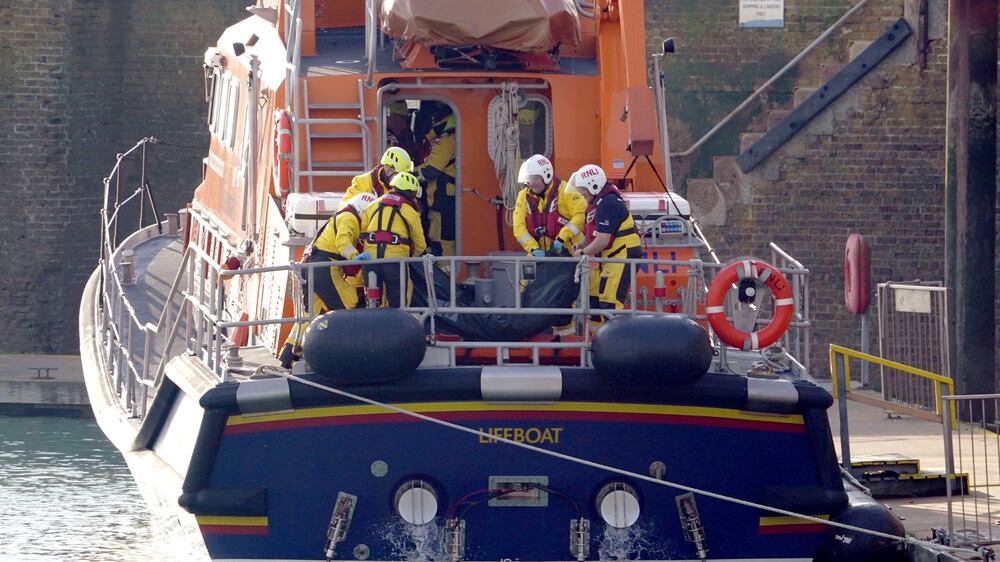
[352,251,371,261]
[552,240,564,253]
[531,249,545,257]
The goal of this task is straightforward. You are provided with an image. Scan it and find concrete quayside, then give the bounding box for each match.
[0,354,90,417]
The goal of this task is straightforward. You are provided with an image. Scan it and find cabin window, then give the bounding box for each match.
[206,69,221,126]
[208,72,242,149]
[212,74,231,141]
[209,72,223,134]
[223,77,241,148]
[517,95,552,159]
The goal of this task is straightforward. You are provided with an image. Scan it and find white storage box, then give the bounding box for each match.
[285,192,346,237]
[622,191,690,217]
[623,191,693,243]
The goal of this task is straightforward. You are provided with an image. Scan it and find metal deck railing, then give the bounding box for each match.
[96,141,812,421]
[102,226,811,392]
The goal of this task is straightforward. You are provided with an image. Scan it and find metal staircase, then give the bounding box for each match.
[299,79,372,192]
[282,0,372,195]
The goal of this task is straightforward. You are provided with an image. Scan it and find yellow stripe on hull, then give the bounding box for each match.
[759,515,829,526]
[226,401,804,427]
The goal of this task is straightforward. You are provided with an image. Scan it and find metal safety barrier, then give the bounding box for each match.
[877,281,951,411]
[830,344,955,468]
[942,394,1000,548]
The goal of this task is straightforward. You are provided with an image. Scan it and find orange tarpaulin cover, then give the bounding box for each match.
[380,0,581,53]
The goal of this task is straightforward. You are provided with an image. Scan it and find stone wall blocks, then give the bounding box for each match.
[686,178,727,226]
[713,156,753,204]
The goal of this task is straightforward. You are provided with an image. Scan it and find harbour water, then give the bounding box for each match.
[0,416,171,562]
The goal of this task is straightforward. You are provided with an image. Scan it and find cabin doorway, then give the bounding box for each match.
[383,99,458,256]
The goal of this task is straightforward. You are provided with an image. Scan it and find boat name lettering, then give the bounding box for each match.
[477,427,563,444]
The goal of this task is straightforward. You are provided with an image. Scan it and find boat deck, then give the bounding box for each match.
[123,234,285,378]
[122,235,184,373]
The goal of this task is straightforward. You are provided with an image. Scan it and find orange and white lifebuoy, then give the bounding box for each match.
[273,109,292,197]
[706,259,794,351]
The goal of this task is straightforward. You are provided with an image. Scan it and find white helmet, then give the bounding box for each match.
[569,164,607,195]
[341,192,377,215]
[517,154,554,185]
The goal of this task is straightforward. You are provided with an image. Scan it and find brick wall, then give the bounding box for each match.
[0,0,244,353]
[645,0,961,378]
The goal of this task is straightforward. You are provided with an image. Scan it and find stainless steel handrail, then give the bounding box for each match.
[365,0,378,88]
[212,252,809,370]
[98,142,812,399]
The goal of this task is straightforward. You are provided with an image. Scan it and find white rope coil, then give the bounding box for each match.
[487,82,521,217]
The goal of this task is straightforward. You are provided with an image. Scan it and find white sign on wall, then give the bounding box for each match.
[740,0,784,28]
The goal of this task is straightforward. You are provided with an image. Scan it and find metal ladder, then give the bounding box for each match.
[299,79,373,193]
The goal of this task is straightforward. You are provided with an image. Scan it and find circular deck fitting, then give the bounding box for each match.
[596,482,641,528]
[394,480,439,526]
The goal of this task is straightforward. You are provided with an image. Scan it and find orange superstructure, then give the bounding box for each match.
[191,0,704,355]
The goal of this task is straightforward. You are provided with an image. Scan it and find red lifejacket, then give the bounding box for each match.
[584,184,635,249]
[371,166,389,197]
[365,191,418,257]
[523,177,571,240]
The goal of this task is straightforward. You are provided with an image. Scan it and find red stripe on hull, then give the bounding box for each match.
[199,525,269,536]
[225,409,805,435]
[758,524,827,535]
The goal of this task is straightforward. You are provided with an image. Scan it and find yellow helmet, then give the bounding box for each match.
[380,146,414,174]
[390,171,422,198]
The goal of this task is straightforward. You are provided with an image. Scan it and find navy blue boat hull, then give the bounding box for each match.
[171,369,845,561]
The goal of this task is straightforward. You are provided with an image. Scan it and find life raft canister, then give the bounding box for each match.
[706,259,793,351]
[273,109,292,197]
[844,233,871,314]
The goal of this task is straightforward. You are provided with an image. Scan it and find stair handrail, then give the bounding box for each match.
[282,0,303,194]
[365,0,378,88]
[669,0,871,159]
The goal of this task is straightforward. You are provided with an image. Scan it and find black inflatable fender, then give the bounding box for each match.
[813,502,906,562]
[303,308,426,385]
[591,315,713,387]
